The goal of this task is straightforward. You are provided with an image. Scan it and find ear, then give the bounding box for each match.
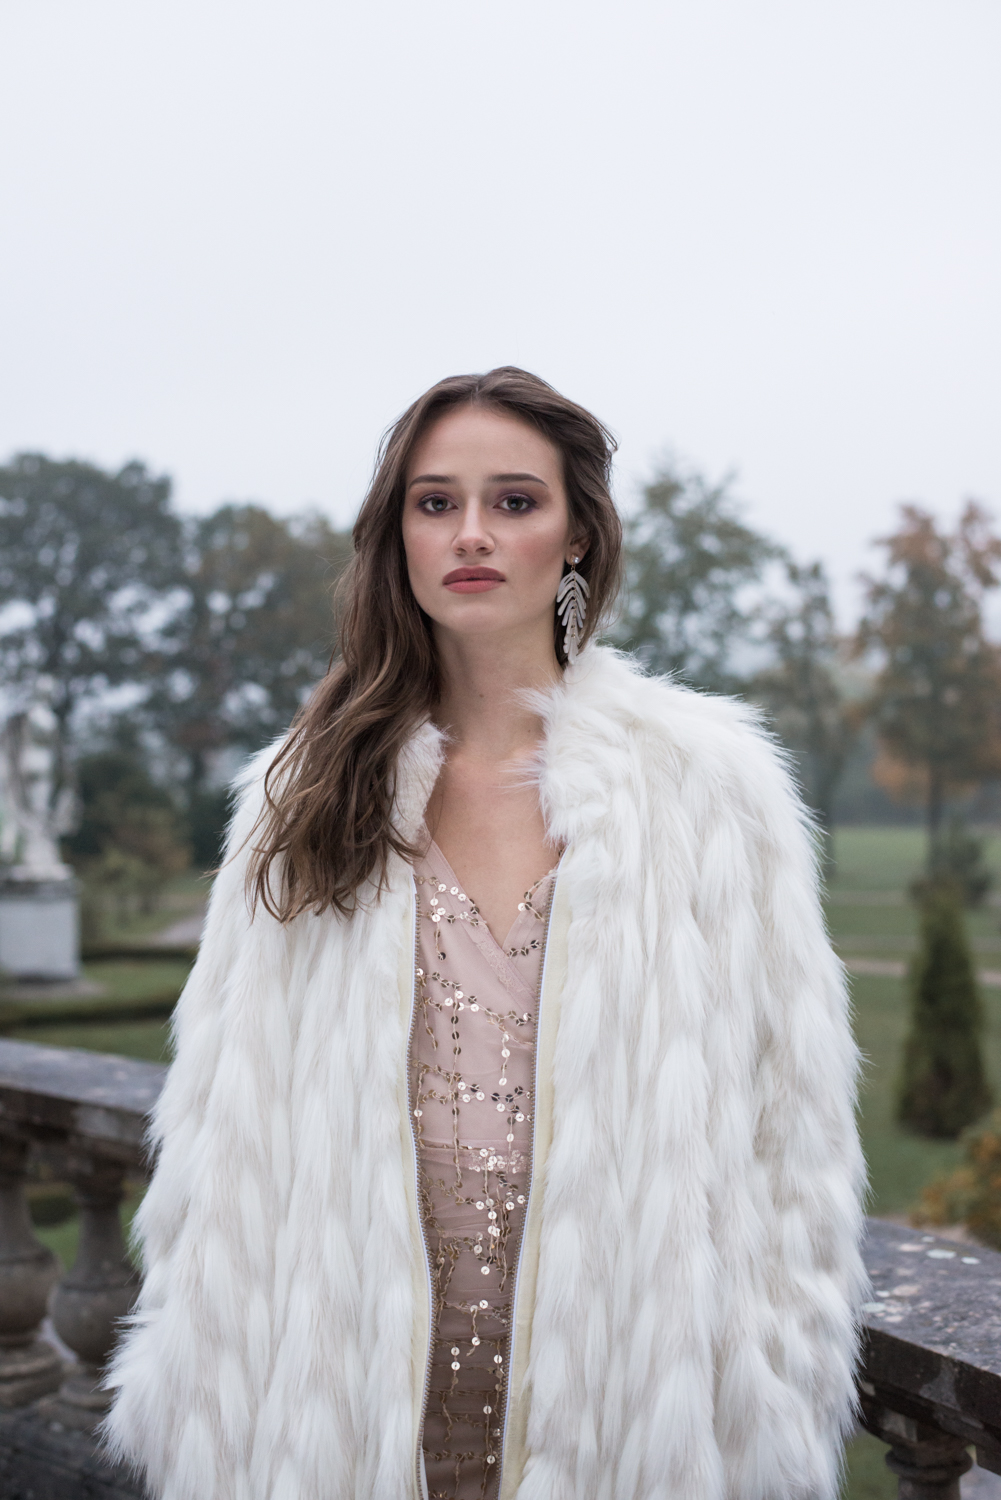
[565,532,591,565]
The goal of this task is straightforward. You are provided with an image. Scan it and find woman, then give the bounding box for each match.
[106,368,866,1500]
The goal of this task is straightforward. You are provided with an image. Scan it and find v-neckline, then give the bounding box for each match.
[424,836,557,959]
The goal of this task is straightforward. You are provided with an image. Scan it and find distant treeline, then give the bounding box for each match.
[1,452,999,908]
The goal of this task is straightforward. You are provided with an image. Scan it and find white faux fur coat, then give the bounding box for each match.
[105,647,866,1500]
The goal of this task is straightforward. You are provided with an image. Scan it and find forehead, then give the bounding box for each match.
[407,405,562,483]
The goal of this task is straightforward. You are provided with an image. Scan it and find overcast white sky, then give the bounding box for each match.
[1,0,998,621]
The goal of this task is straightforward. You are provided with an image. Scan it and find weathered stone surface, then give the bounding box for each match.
[860,1218,1001,1472]
[0,1041,166,1163]
[0,1134,64,1407]
[0,1405,145,1498]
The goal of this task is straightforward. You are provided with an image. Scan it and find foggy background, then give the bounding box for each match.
[2,0,999,618]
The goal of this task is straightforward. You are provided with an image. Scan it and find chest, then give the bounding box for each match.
[425,759,561,945]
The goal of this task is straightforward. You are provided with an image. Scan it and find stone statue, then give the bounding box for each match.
[0,702,74,878]
[0,697,78,980]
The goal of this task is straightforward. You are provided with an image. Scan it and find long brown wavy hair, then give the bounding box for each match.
[248,367,622,920]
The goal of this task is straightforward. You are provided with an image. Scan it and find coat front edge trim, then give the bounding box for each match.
[499,859,572,1500]
[398,881,431,1500]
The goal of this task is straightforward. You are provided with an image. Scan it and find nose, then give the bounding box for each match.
[452,498,494,557]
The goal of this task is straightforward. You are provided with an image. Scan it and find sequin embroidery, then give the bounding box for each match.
[411,839,555,1500]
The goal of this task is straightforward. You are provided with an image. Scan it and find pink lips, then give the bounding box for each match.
[443,567,506,593]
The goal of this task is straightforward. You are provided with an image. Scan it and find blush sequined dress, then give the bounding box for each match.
[410,840,557,1500]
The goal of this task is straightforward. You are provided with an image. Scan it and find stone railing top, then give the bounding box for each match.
[860,1216,1001,1469]
[0,1038,167,1164]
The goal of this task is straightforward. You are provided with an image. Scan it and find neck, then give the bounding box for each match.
[433,627,561,761]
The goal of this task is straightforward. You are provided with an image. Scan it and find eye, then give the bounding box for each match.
[498,493,536,514]
[418,493,454,514]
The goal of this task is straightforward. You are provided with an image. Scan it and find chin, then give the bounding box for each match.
[428,598,513,627]
[437,616,514,640]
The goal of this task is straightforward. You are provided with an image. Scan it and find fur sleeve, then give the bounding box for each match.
[705,715,868,1500]
[102,720,443,1497]
[101,744,285,1490]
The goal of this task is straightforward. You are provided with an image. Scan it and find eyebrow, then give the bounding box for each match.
[407,472,550,489]
[492,473,549,486]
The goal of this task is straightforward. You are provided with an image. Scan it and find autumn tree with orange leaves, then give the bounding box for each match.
[858,503,1001,868]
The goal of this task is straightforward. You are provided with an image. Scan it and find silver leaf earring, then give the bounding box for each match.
[556,555,589,665]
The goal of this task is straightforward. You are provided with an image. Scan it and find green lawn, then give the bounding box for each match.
[828,825,1001,891]
[851,971,968,1213]
[828,827,1001,1215]
[842,1432,898,1499]
[84,869,209,944]
[13,1015,173,1063]
[81,958,192,1004]
[0,957,189,1036]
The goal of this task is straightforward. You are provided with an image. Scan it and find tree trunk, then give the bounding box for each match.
[927,768,946,873]
[187,748,207,796]
[51,691,76,835]
[815,783,836,881]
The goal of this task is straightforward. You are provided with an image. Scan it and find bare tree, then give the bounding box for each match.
[857,502,1001,867]
[615,463,780,692]
[751,561,857,843]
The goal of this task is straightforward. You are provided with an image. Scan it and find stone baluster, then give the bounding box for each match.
[0,1133,63,1406]
[884,1428,973,1499]
[40,1151,139,1431]
[865,1403,974,1500]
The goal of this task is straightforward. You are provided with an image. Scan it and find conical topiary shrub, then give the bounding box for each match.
[924,817,994,908]
[895,880,994,1138]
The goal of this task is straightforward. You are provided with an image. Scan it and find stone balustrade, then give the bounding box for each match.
[0,1038,165,1497]
[859,1217,1001,1497]
[1,1036,1000,1497]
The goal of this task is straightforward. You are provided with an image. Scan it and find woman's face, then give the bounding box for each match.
[402,405,586,652]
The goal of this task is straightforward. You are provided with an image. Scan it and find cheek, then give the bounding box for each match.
[509,519,569,581]
[401,517,439,590]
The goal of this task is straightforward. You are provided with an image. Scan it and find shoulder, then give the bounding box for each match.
[539,647,823,912]
[542,647,818,884]
[554,646,796,798]
[220,716,446,874]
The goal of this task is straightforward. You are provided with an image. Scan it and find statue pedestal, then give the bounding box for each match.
[0,868,79,981]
